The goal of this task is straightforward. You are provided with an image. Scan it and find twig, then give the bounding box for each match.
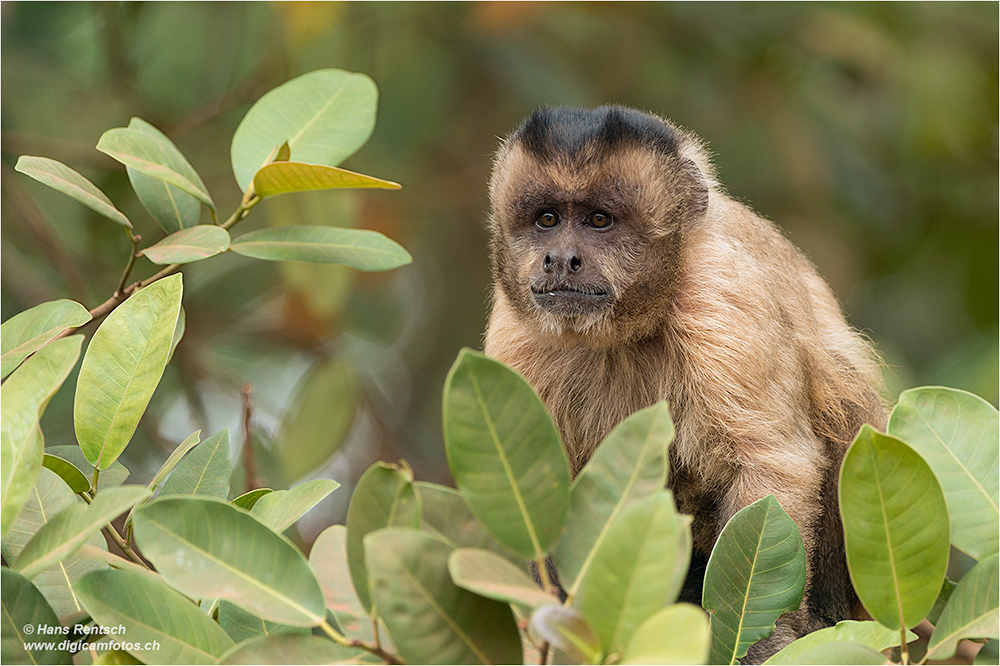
[539,640,551,665]
[241,383,258,493]
[114,232,142,298]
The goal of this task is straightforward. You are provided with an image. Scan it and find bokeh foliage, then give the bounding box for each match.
[1,2,996,531]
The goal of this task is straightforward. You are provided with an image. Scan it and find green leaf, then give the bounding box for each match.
[577,492,689,656]
[1,467,108,618]
[621,603,711,666]
[76,569,235,664]
[14,155,132,229]
[159,429,230,499]
[1,336,82,537]
[169,305,185,362]
[308,525,391,646]
[790,642,889,664]
[556,402,673,595]
[1,299,91,379]
[443,348,571,560]
[366,528,522,665]
[97,122,214,212]
[531,605,603,665]
[132,496,325,626]
[840,425,951,630]
[13,485,150,579]
[976,640,999,665]
[888,387,999,560]
[448,548,558,608]
[926,554,1000,660]
[229,225,411,271]
[218,634,363,665]
[764,620,915,665]
[309,525,364,618]
[42,453,90,493]
[231,488,272,510]
[139,226,230,265]
[345,462,420,613]
[146,430,202,493]
[230,69,378,192]
[253,161,400,198]
[45,445,129,492]
[703,495,806,665]
[929,578,960,626]
[250,479,339,533]
[416,481,523,566]
[126,118,203,233]
[1,568,71,665]
[75,274,183,470]
[277,357,356,482]
[217,600,309,644]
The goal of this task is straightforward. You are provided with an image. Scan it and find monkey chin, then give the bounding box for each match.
[528,283,616,342]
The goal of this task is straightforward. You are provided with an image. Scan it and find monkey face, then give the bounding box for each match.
[488,107,709,344]
[530,204,615,318]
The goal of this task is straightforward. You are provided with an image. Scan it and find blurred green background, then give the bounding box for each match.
[2,2,996,537]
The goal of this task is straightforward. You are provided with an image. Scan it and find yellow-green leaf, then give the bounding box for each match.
[252,161,400,198]
[75,275,183,470]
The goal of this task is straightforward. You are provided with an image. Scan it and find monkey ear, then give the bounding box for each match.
[678,157,709,220]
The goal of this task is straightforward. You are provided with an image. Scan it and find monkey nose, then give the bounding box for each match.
[543,252,583,274]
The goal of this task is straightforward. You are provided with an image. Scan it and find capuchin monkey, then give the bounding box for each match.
[483,106,886,662]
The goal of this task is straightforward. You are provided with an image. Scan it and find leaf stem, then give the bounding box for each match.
[318,620,404,665]
[100,518,152,570]
[92,467,100,492]
[221,193,260,230]
[114,232,143,297]
[900,626,910,665]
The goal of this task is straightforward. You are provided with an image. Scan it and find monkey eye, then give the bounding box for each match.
[535,210,559,229]
[587,211,613,229]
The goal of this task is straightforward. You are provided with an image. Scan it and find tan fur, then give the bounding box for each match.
[483,108,886,661]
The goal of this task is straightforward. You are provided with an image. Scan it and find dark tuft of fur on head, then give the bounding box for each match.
[514,105,682,163]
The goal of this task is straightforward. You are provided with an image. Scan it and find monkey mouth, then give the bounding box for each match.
[531,283,611,313]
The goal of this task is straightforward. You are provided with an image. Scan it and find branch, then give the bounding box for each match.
[51,193,259,343]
